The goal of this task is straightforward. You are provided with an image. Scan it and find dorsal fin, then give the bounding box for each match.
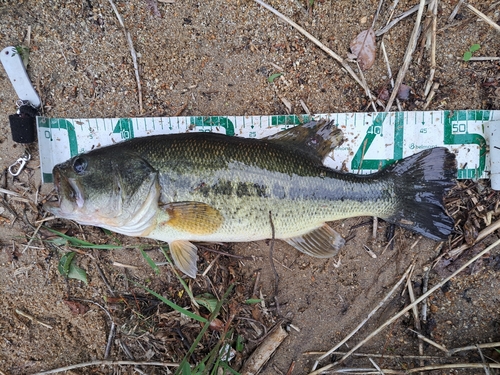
[263,120,344,162]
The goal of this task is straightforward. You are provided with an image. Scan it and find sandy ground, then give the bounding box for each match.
[0,0,500,374]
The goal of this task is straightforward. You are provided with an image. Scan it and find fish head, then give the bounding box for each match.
[44,148,159,230]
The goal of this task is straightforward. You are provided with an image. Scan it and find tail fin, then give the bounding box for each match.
[383,147,457,240]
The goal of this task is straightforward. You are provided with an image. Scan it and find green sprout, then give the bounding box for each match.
[463,43,480,62]
[268,72,283,83]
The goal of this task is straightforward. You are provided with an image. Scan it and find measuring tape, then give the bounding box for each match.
[37,110,499,184]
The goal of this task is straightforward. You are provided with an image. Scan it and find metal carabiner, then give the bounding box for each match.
[8,151,31,176]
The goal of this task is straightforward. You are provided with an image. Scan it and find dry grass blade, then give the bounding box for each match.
[356,61,378,112]
[309,363,500,374]
[423,0,438,97]
[385,0,427,110]
[405,271,424,365]
[15,309,53,329]
[108,0,143,113]
[409,329,448,353]
[0,187,20,196]
[380,40,402,111]
[467,56,500,61]
[405,363,500,373]
[423,82,439,110]
[308,237,500,375]
[465,3,500,33]
[448,0,464,22]
[305,351,448,360]
[33,360,180,375]
[448,342,500,355]
[375,0,431,36]
[475,345,491,375]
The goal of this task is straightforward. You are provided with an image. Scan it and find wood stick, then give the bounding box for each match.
[385,0,427,110]
[240,324,288,375]
[424,0,438,97]
[375,0,431,36]
[465,3,500,33]
[108,0,144,113]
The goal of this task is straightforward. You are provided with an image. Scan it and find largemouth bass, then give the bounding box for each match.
[44,120,457,278]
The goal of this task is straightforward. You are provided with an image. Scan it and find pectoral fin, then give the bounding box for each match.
[170,240,198,278]
[284,224,345,258]
[161,201,223,235]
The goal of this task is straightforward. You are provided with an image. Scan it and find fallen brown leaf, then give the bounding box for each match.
[349,28,376,70]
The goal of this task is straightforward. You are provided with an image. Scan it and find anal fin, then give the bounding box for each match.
[169,240,198,278]
[284,224,345,258]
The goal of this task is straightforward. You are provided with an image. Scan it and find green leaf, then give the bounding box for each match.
[244,298,262,304]
[15,45,30,68]
[44,227,123,249]
[68,263,88,284]
[469,43,481,52]
[195,293,218,313]
[58,252,88,284]
[175,284,235,375]
[463,51,472,62]
[268,72,283,83]
[180,361,192,375]
[235,334,244,352]
[140,248,160,274]
[58,252,76,277]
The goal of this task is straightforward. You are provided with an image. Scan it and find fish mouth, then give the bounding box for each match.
[43,168,85,214]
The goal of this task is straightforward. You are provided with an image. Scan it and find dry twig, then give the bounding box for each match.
[423,0,438,98]
[375,0,431,36]
[385,0,427,110]
[465,3,500,33]
[15,309,53,329]
[240,324,288,375]
[33,360,180,375]
[108,0,143,113]
[448,0,464,22]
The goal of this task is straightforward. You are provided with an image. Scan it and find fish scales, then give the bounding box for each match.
[45,121,457,278]
[128,133,396,240]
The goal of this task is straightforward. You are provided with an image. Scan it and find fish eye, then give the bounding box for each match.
[73,157,87,174]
